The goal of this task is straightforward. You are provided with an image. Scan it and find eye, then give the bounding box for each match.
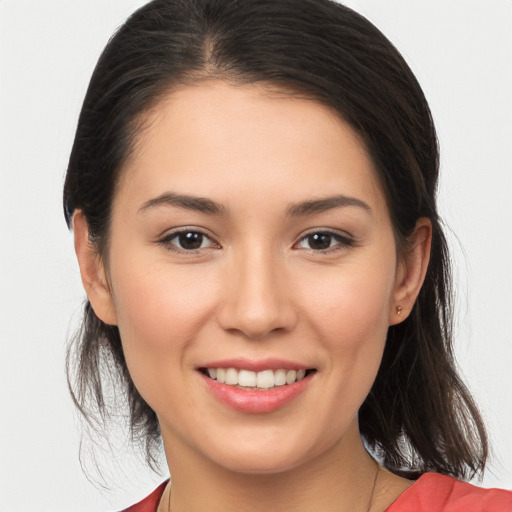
[295,231,354,252]
[158,229,218,252]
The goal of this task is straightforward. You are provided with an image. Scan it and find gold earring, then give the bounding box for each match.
[396,305,403,315]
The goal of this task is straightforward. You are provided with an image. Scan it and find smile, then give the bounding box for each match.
[199,364,316,413]
[202,367,311,390]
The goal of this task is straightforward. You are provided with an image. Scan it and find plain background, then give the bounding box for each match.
[1,0,511,510]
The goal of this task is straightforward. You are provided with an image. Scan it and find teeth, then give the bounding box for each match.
[256,370,274,389]
[217,368,226,384]
[225,368,238,385]
[205,367,310,389]
[274,369,287,386]
[286,370,296,384]
[238,369,256,387]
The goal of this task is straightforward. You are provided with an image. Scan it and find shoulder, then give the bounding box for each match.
[121,481,168,512]
[387,473,512,512]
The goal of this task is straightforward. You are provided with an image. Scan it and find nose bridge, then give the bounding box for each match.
[217,241,295,339]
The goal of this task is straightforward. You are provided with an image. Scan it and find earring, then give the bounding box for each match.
[396,305,403,315]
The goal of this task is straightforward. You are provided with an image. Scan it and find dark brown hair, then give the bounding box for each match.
[64,0,487,479]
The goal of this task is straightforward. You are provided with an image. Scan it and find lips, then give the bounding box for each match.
[197,359,316,413]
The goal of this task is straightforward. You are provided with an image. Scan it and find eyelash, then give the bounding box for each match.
[157,228,219,254]
[156,228,355,254]
[294,230,355,253]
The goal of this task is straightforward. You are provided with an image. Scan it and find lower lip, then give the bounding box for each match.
[200,372,313,413]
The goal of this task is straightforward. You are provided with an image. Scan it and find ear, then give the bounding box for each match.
[73,210,118,325]
[389,218,432,325]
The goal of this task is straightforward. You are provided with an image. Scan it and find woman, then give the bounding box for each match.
[64,0,512,510]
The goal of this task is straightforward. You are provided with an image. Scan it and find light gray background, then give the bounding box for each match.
[1,0,511,510]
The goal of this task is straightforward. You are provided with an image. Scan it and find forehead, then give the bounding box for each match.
[117,81,387,218]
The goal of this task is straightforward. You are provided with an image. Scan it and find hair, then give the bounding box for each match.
[64,0,487,479]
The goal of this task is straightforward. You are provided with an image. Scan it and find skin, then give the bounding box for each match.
[74,81,431,511]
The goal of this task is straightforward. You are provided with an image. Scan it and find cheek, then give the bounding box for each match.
[107,258,223,418]
[302,257,396,394]
[309,261,395,341]
[109,257,219,370]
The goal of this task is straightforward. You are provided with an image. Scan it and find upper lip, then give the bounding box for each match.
[197,357,313,372]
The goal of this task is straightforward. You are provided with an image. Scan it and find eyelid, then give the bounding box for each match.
[294,228,356,252]
[156,226,220,253]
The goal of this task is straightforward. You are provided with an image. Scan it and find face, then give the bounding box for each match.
[81,81,420,475]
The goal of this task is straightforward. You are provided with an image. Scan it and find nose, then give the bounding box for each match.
[216,247,297,339]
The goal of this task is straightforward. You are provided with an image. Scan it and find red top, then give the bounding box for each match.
[122,473,512,512]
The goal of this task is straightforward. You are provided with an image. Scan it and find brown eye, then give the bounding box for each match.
[158,230,217,252]
[178,232,205,250]
[307,233,333,250]
[296,231,354,252]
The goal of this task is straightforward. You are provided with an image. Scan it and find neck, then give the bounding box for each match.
[160,422,380,512]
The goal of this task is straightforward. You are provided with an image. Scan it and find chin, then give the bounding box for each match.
[199,426,339,476]
[211,449,306,475]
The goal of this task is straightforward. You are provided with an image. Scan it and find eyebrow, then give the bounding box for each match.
[138,192,371,217]
[138,192,228,215]
[286,195,371,217]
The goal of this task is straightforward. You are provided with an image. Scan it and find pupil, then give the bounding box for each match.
[309,233,331,250]
[179,232,203,250]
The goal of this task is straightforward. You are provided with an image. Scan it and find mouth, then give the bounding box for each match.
[197,358,317,413]
[199,367,317,391]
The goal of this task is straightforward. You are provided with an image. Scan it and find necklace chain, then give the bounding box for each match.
[366,460,380,512]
